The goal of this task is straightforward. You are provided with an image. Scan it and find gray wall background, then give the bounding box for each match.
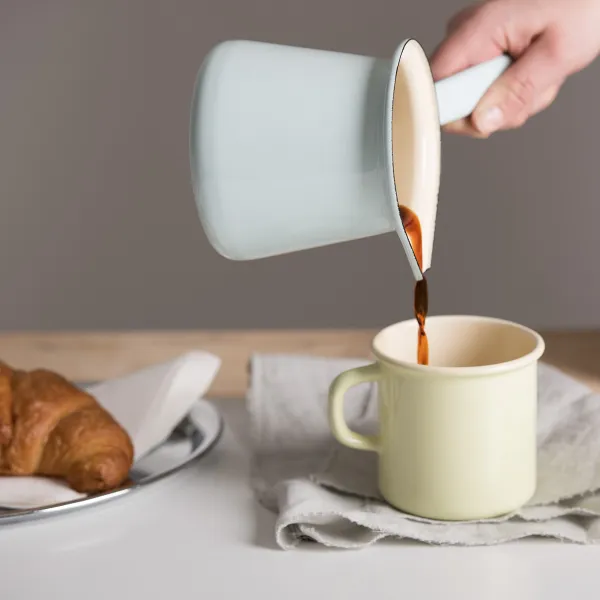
[1,0,598,331]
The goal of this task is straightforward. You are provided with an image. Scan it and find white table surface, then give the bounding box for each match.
[2,399,600,599]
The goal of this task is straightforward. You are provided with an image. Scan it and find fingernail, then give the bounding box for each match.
[475,106,503,134]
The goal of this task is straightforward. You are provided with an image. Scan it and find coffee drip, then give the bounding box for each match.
[398,206,428,366]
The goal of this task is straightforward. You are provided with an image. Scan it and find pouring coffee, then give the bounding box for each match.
[398,205,428,365]
[190,38,510,279]
[189,39,510,363]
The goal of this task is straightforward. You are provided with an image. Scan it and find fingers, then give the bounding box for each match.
[442,118,490,138]
[432,0,565,137]
[441,82,560,137]
[446,4,479,34]
[471,33,566,134]
[530,83,561,116]
[430,2,505,80]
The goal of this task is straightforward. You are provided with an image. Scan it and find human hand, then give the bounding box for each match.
[430,0,600,137]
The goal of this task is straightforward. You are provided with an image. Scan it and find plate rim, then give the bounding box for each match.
[0,398,223,525]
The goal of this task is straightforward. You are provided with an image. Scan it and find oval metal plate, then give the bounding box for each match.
[0,399,223,525]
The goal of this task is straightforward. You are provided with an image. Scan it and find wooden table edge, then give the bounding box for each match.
[0,329,598,396]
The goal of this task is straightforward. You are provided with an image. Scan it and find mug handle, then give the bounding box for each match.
[328,363,381,453]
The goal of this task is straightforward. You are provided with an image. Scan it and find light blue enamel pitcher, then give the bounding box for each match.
[190,39,510,280]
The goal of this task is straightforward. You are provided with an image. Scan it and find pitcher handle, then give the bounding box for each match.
[435,54,512,126]
[328,363,381,453]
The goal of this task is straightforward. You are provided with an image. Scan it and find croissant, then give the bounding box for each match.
[0,362,12,445]
[0,363,134,493]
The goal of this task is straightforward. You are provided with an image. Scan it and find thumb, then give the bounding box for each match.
[472,33,564,135]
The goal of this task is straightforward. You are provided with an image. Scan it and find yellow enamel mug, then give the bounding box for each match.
[328,315,545,521]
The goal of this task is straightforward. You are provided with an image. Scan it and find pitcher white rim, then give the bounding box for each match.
[384,39,441,279]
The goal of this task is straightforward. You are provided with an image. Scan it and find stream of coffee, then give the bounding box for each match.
[398,206,428,366]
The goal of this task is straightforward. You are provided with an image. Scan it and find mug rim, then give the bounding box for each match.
[372,314,545,376]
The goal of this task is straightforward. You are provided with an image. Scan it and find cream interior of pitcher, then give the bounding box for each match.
[386,40,441,274]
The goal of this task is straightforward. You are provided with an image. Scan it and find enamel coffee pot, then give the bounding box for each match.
[189,39,510,280]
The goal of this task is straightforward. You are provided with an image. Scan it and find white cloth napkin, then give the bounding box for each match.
[0,351,220,509]
[248,354,600,549]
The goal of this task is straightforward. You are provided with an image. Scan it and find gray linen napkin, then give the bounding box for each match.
[248,354,600,549]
